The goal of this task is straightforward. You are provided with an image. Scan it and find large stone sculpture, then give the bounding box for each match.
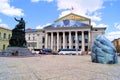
[9,18,26,47]
[91,35,118,64]
[1,18,32,56]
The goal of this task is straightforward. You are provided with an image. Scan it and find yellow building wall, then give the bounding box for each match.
[0,27,12,52]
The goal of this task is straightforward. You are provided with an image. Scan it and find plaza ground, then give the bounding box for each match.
[0,55,120,80]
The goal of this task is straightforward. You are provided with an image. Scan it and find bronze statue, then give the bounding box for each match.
[8,18,26,47]
[14,17,25,31]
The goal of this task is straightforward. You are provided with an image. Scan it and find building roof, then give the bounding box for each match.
[25,29,37,33]
[0,26,11,31]
[44,19,90,29]
[54,13,90,22]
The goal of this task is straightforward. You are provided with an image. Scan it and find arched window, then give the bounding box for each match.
[4,33,6,39]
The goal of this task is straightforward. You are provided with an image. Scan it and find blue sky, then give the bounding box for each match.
[0,0,120,41]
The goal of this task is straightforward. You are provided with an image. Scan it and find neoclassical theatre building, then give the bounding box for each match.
[25,13,106,52]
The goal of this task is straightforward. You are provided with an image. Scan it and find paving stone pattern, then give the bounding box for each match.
[0,55,120,80]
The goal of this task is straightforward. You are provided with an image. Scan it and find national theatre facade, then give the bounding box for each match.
[26,13,106,52]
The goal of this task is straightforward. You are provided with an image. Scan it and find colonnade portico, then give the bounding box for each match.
[25,13,106,51]
[45,30,91,52]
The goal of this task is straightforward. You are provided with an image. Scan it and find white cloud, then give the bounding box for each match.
[91,22,108,28]
[114,23,120,30]
[57,0,113,22]
[0,0,24,16]
[31,0,53,3]
[59,10,72,18]
[0,19,9,29]
[0,19,2,23]
[36,23,51,29]
[105,31,120,41]
[89,12,102,21]
[31,0,40,2]
[0,23,9,29]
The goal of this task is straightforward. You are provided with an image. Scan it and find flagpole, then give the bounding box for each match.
[71,6,74,13]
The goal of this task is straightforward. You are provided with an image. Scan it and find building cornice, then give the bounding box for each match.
[0,27,11,31]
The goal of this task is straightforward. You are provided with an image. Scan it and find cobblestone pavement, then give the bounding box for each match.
[0,55,120,80]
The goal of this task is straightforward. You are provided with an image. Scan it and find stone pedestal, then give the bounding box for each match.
[1,47,33,56]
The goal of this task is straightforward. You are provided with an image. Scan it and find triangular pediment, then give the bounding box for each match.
[55,13,90,23]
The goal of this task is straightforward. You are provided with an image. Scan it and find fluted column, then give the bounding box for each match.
[51,32,53,50]
[45,32,48,48]
[82,31,85,51]
[63,32,65,49]
[88,31,91,43]
[69,31,72,49]
[48,35,50,48]
[57,32,59,51]
[75,31,78,49]
[88,31,91,51]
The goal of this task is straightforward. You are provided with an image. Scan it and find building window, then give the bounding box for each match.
[85,46,88,51]
[4,33,6,39]
[85,35,88,39]
[85,35,88,43]
[72,36,75,43]
[85,39,88,43]
[73,46,75,49]
[67,36,69,43]
[32,42,37,49]
[95,29,98,31]
[28,37,30,40]
[78,35,82,43]
[42,37,45,43]
[27,43,30,47]
[3,44,5,50]
[42,45,44,49]
[0,32,1,38]
[61,37,63,43]
[61,46,63,49]
[43,31,45,33]
[8,34,11,39]
[79,46,81,49]
[37,34,39,36]
[67,46,69,48]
